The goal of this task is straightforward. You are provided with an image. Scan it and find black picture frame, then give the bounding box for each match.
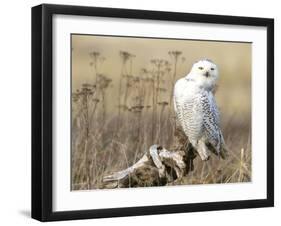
[32,3,274,222]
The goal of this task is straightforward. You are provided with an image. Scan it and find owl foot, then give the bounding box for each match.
[197,140,211,161]
[199,154,210,161]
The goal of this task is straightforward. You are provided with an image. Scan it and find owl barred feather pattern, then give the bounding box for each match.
[173,59,227,161]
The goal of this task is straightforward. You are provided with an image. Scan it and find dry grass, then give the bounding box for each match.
[71,50,251,190]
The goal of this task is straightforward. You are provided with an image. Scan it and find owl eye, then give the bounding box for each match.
[198,66,204,70]
[210,67,215,71]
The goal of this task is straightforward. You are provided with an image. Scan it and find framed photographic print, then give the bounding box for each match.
[32,4,274,221]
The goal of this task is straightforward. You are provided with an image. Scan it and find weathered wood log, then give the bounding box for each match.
[102,144,195,188]
[102,127,199,188]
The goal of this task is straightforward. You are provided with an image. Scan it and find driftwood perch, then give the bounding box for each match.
[102,128,199,188]
[103,145,186,188]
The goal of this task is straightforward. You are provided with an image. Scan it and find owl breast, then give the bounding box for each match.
[174,78,205,145]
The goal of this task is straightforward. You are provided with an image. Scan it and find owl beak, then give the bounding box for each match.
[204,71,210,77]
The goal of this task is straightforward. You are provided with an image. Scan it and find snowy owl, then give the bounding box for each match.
[173,59,227,161]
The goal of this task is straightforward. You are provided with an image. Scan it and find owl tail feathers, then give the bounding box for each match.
[219,144,229,160]
[218,132,228,159]
[205,142,228,160]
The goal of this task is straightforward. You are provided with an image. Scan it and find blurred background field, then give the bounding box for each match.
[71,35,251,190]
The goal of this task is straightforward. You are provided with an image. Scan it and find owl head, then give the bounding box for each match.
[188,59,219,90]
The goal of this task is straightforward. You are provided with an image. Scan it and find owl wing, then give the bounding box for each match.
[200,91,223,151]
[208,92,220,126]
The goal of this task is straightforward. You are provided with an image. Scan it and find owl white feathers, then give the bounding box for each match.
[173,59,226,161]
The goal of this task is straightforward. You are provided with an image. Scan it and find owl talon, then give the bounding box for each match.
[200,155,210,161]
